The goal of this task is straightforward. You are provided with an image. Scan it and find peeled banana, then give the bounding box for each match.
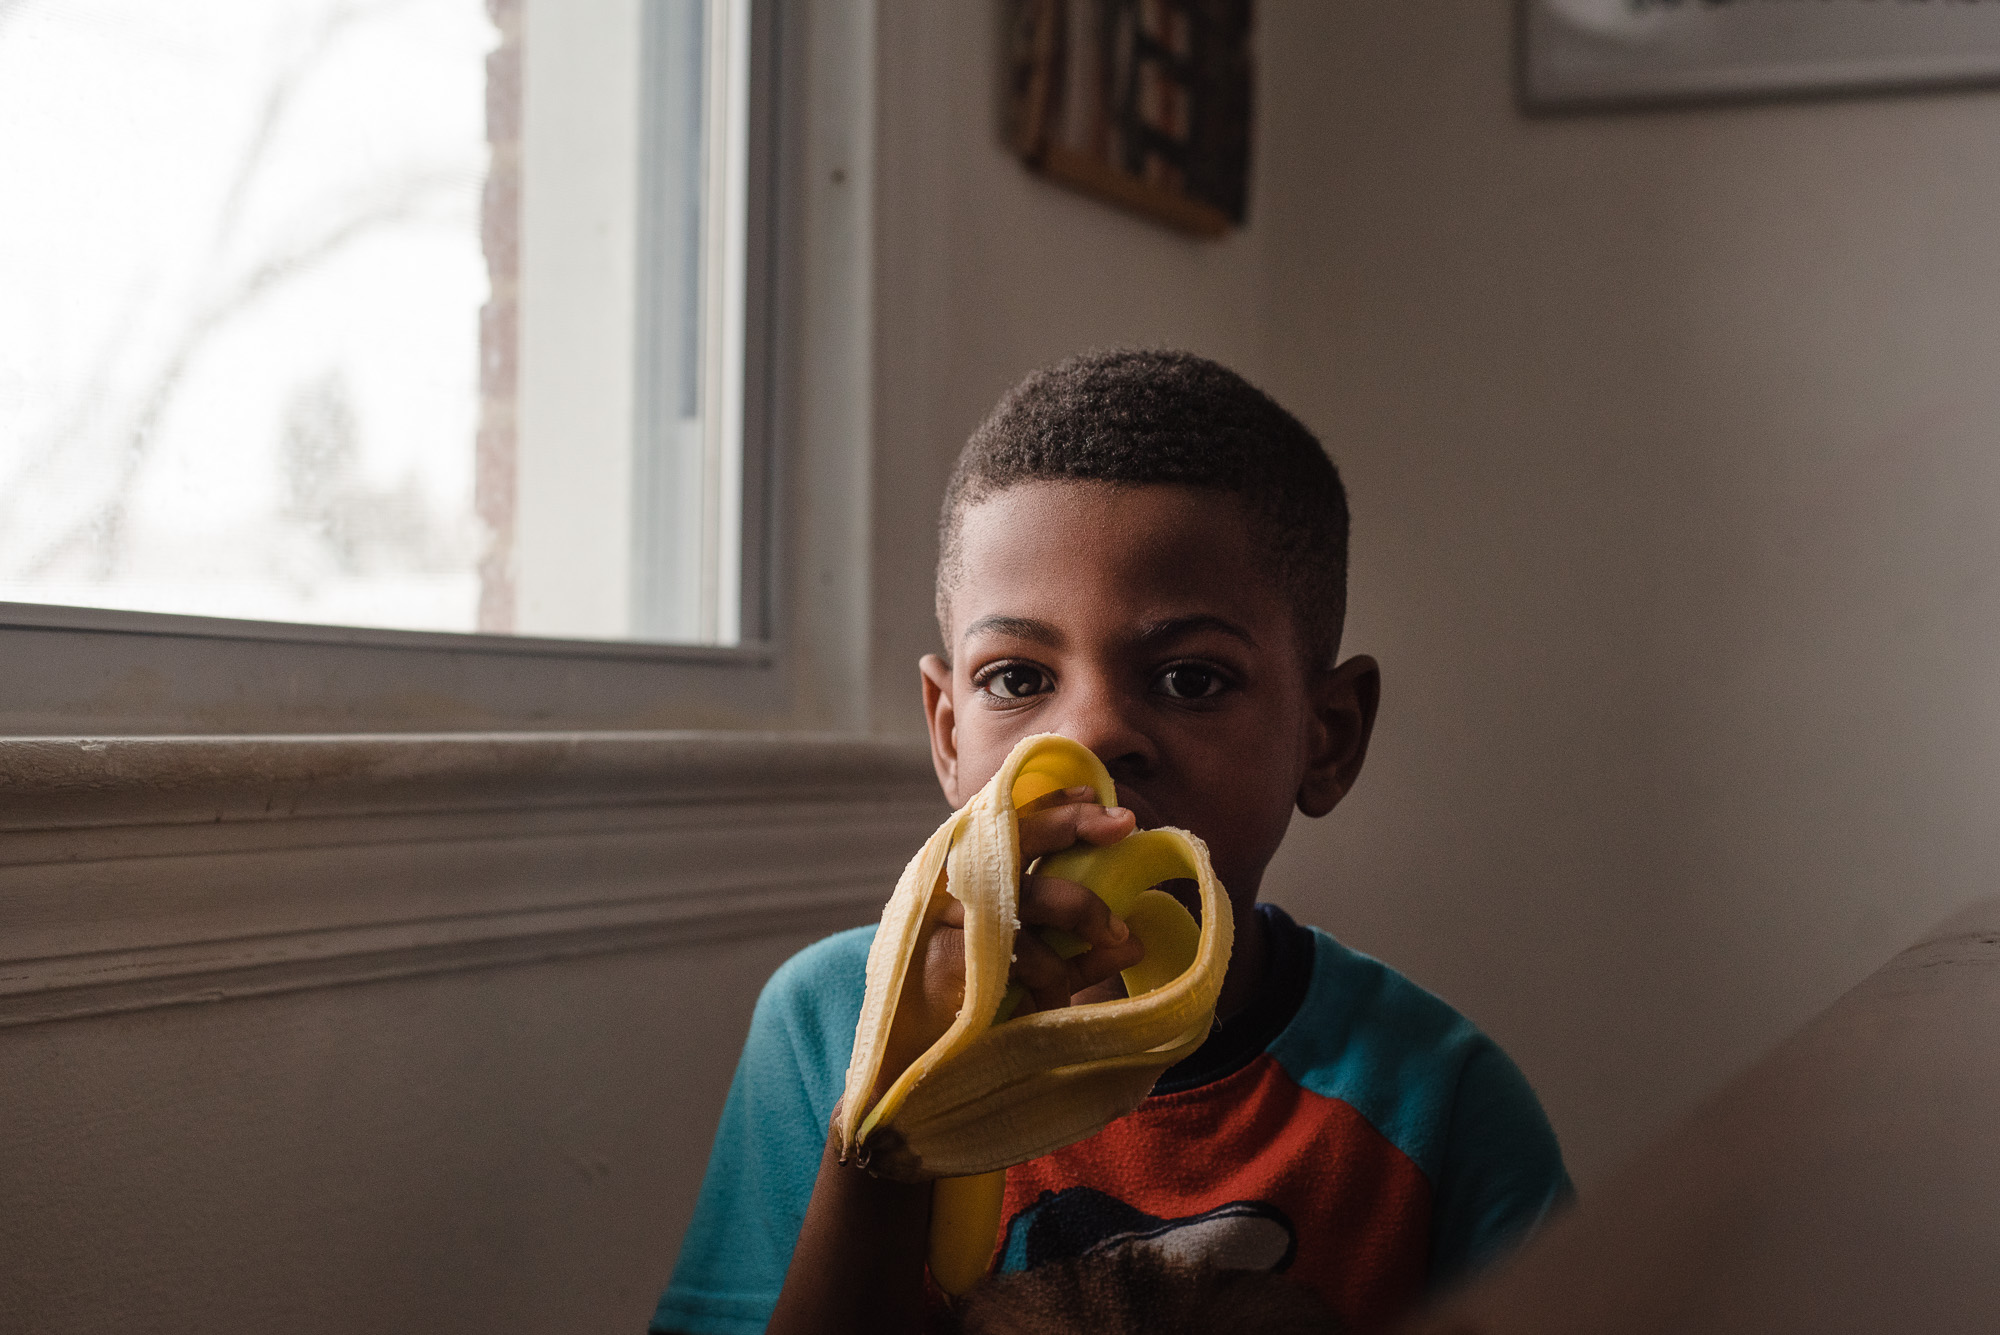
[837,733,1234,1295]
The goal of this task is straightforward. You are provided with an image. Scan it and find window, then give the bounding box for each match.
[0,0,767,649]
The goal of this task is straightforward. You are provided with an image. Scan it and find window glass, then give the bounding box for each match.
[0,0,751,645]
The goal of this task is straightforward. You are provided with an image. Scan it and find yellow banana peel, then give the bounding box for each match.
[836,733,1234,1294]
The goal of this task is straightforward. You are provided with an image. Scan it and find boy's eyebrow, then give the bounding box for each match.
[961,614,1064,647]
[1135,614,1258,648]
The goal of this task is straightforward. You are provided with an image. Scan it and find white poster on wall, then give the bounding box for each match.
[1522,0,2000,108]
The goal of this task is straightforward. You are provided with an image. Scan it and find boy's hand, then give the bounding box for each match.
[881,789,1144,1080]
[958,788,1144,1014]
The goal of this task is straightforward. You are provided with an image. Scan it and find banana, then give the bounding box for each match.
[836,733,1234,1295]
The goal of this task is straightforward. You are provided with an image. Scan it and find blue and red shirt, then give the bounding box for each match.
[654,905,1570,1333]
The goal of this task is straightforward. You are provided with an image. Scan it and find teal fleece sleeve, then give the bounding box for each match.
[650,928,873,1335]
[1425,1037,1573,1290]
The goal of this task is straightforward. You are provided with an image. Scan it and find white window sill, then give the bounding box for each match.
[0,729,941,1028]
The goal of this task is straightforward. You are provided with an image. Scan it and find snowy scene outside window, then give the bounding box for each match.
[0,0,750,644]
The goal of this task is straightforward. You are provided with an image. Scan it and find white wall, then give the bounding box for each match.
[4,937,809,1333]
[0,733,944,1334]
[865,0,2000,1187]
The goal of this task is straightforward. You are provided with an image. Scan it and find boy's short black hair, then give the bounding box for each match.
[937,348,1350,666]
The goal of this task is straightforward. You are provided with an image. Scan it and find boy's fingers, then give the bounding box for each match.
[920,921,964,972]
[1018,801,1136,861]
[936,872,1136,954]
[925,793,1148,1019]
[1009,921,1145,1012]
[1009,930,1077,1017]
[1066,930,1145,991]
[1019,875,1130,952]
[1014,875,1148,1008]
[1016,784,1097,815]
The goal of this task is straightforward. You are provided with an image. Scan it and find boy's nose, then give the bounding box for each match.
[1050,679,1155,785]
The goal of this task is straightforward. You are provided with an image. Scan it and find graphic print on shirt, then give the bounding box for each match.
[992,1052,1435,1332]
[998,1186,1298,1275]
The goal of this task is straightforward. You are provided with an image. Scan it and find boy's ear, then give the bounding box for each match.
[919,653,961,803]
[1297,655,1380,818]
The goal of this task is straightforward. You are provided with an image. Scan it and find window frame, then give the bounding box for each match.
[630,0,772,648]
[0,0,868,737]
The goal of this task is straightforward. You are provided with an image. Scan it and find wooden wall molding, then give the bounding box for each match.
[0,732,944,1028]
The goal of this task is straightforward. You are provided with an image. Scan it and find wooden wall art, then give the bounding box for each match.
[1005,0,1252,239]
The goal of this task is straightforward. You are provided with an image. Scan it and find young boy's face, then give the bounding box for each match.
[922,480,1379,906]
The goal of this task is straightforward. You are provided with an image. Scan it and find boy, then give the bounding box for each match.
[655,350,1569,1333]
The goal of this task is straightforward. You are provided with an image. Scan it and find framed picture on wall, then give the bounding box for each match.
[1005,0,1252,238]
[1522,0,2000,109]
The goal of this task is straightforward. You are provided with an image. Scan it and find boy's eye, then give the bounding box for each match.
[981,665,1051,699]
[1155,664,1226,700]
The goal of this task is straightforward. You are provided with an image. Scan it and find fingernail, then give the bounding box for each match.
[1110,917,1130,942]
[1065,786,1093,799]
[1103,806,1128,819]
